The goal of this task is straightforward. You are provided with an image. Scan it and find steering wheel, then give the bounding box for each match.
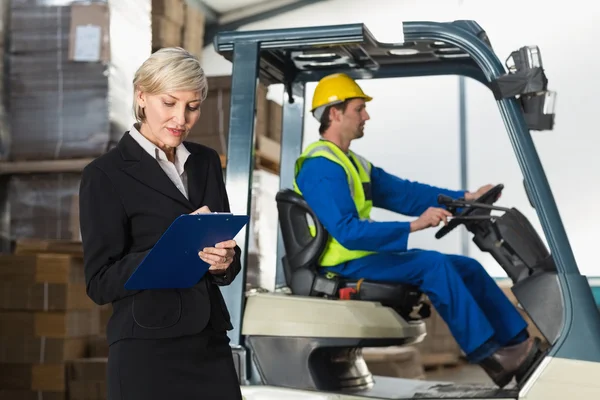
[435,184,504,239]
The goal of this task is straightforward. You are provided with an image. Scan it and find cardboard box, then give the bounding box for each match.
[87,336,109,358]
[257,135,281,165]
[0,363,66,392]
[0,282,92,311]
[186,76,269,156]
[267,100,283,142]
[69,380,106,400]
[67,358,107,382]
[68,3,111,63]
[152,0,185,26]
[9,6,71,54]
[0,254,84,285]
[13,239,83,257]
[0,337,87,364]
[182,4,205,59]
[0,0,6,46]
[0,390,64,400]
[67,358,107,400]
[0,310,99,338]
[152,15,182,49]
[6,1,152,159]
[5,173,82,241]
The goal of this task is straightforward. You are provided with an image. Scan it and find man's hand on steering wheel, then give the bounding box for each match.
[410,207,452,233]
[465,184,495,201]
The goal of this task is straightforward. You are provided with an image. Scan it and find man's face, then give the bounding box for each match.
[339,98,370,140]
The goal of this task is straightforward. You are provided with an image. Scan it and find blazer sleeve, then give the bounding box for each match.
[208,149,242,287]
[79,164,149,305]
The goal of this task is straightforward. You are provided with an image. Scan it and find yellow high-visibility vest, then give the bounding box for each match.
[293,140,375,267]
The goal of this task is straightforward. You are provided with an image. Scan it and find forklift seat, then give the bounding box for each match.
[276,189,428,321]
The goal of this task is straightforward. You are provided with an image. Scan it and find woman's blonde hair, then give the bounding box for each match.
[133,47,208,122]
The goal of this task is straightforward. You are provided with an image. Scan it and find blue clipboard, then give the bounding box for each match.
[124,213,249,290]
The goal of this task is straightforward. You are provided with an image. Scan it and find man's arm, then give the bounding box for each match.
[371,165,466,217]
[296,157,411,253]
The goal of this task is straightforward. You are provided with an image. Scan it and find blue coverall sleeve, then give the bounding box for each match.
[371,165,466,217]
[296,157,411,253]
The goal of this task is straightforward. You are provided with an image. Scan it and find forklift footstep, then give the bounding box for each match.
[515,339,546,386]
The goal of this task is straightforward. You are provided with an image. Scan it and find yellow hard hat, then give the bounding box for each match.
[311,73,373,114]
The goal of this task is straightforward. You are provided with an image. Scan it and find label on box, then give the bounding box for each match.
[73,24,102,62]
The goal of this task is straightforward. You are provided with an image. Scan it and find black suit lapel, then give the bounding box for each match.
[118,133,195,210]
[185,152,209,208]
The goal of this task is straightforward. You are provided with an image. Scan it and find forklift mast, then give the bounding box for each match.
[213,21,600,365]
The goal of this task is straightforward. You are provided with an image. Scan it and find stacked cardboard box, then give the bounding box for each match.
[6,0,153,153]
[67,358,108,400]
[182,2,205,59]
[7,3,111,161]
[151,0,204,58]
[186,76,272,158]
[88,305,111,358]
[265,100,283,143]
[4,173,81,242]
[0,245,99,400]
[255,97,283,171]
[152,0,185,50]
[0,0,8,160]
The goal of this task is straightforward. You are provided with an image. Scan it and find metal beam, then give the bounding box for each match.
[458,76,469,257]
[275,81,306,289]
[219,41,261,346]
[203,0,329,47]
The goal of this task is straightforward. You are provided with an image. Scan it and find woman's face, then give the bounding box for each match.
[137,90,202,149]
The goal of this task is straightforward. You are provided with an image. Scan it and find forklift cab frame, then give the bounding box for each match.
[213,20,600,398]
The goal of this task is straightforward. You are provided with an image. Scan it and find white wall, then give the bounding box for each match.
[201,0,600,278]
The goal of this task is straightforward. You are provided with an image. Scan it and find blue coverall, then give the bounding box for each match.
[296,157,529,362]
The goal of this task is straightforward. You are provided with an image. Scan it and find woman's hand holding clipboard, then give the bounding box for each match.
[190,206,236,276]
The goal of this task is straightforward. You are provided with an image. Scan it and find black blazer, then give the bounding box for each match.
[79,132,241,345]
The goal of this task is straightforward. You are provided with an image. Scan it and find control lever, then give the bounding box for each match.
[448,215,495,221]
[437,195,511,212]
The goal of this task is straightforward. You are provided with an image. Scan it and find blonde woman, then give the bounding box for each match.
[79,48,243,399]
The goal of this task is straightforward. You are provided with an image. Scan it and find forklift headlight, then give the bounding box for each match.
[491,46,556,131]
[506,45,543,72]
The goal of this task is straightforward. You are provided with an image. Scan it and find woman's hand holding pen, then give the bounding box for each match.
[191,206,237,274]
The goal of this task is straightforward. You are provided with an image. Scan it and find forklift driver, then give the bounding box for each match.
[293,73,541,388]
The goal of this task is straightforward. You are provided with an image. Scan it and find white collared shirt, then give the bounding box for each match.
[129,125,191,200]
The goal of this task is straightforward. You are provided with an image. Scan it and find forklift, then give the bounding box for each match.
[212,20,600,399]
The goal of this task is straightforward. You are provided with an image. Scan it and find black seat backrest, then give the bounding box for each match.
[275,189,334,296]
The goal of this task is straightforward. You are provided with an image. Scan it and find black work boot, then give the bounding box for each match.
[479,337,541,388]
